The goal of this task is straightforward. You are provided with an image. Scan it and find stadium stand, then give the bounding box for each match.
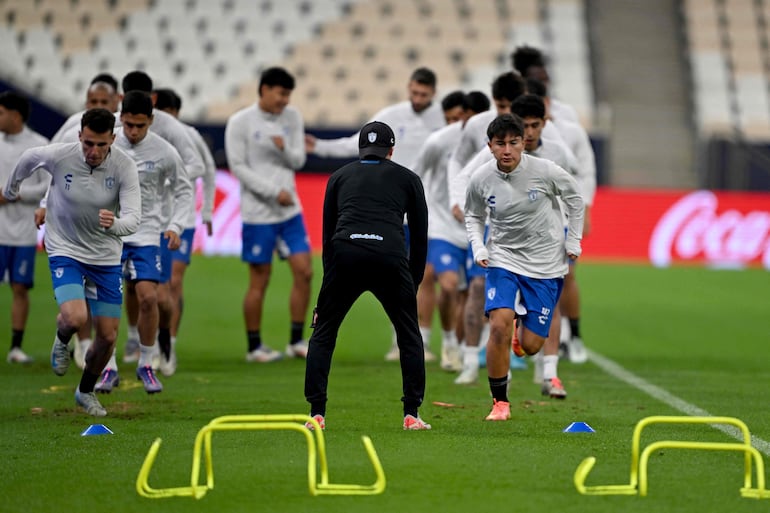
[683,0,770,139]
[0,0,596,128]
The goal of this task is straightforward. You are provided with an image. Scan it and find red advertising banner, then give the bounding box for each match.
[41,172,766,269]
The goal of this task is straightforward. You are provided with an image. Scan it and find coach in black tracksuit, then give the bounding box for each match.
[304,121,430,427]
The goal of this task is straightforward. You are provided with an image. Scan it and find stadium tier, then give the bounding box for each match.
[0,0,595,127]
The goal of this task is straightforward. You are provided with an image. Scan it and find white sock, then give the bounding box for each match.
[105,349,118,372]
[170,336,177,346]
[542,355,559,380]
[462,344,481,366]
[127,324,139,341]
[441,330,458,349]
[138,343,156,367]
[78,337,92,354]
[479,323,490,349]
[419,327,432,348]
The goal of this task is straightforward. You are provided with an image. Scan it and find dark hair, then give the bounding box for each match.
[121,91,154,117]
[410,67,437,89]
[258,67,295,93]
[122,70,153,93]
[491,71,526,103]
[441,90,466,112]
[0,91,30,122]
[81,108,115,133]
[154,88,182,111]
[511,94,546,120]
[465,91,491,114]
[486,113,524,141]
[511,46,546,75]
[525,77,547,98]
[90,73,119,92]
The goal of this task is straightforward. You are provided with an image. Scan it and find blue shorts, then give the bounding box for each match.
[0,245,36,287]
[171,227,195,265]
[122,244,161,283]
[241,214,310,264]
[48,255,123,318]
[427,239,466,276]
[158,234,173,284]
[484,267,563,338]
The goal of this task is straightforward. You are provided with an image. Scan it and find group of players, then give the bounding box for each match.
[0,43,595,419]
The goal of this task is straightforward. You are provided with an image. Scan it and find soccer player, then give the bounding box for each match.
[51,74,121,143]
[118,71,204,363]
[464,114,583,421]
[93,91,192,394]
[511,45,581,125]
[411,91,491,376]
[0,92,49,364]
[3,108,141,417]
[525,78,596,364]
[304,121,431,430]
[511,94,579,398]
[225,67,312,362]
[153,88,217,376]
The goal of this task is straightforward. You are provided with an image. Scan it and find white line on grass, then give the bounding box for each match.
[588,349,770,456]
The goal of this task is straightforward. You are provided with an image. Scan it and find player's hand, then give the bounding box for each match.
[205,220,213,236]
[451,204,464,223]
[568,253,579,261]
[476,258,489,268]
[271,135,285,151]
[304,133,317,153]
[277,189,294,206]
[98,209,114,229]
[164,230,181,250]
[34,207,46,228]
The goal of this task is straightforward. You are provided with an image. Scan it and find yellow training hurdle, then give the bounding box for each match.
[573,415,770,499]
[136,414,386,499]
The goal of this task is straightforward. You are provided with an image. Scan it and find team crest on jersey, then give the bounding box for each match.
[105,177,115,189]
[143,160,156,171]
[528,189,538,201]
[55,267,63,279]
[367,131,377,143]
[487,287,496,300]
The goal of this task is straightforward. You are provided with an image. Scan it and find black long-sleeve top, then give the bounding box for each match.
[321,158,429,286]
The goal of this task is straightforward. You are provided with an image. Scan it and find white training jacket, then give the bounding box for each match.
[464,154,584,279]
[225,104,306,224]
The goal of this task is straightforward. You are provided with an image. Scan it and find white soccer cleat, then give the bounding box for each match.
[567,337,588,364]
[384,342,400,362]
[245,345,283,363]
[159,342,177,377]
[285,340,309,359]
[7,347,33,364]
[403,414,431,430]
[440,344,462,372]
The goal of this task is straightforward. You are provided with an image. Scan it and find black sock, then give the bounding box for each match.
[290,322,304,345]
[158,328,171,358]
[569,318,581,338]
[488,375,509,403]
[79,370,100,393]
[247,331,262,352]
[11,329,23,349]
[403,405,419,418]
[57,329,74,345]
[310,401,326,417]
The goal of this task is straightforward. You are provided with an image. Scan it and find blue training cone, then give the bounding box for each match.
[563,421,595,433]
[81,424,114,436]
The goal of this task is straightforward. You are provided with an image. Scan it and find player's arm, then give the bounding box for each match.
[191,127,217,232]
[3,146,53,201]
[464,176,489,266]
[406,176,429,287]
[164,147,194,247]
[309,131,359,158]
[320,174,340,271]
[549,162,584,258]
[108,159,141,236]
[280,110,307,170]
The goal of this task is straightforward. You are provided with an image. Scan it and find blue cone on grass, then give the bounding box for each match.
[81,424,113,436]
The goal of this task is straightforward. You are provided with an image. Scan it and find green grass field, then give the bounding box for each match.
[0,254,768,513]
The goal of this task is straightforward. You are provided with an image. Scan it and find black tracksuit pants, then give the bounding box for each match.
[304,240,426,416]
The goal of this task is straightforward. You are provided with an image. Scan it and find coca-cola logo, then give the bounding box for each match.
[649,191,770,268]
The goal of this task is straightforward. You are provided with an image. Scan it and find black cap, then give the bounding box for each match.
[358,121,395,158]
